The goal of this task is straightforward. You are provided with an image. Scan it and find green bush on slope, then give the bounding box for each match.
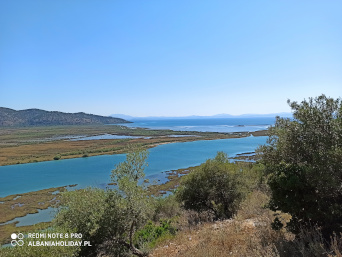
[176,152,263,220]
[258,94,342,238]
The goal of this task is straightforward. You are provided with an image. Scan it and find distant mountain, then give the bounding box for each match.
[233,112,293,118]
[0,107,130,127]
[110,112,292,120]
[110,114,135,120]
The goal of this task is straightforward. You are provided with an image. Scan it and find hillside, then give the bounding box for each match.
[0,107,130,127]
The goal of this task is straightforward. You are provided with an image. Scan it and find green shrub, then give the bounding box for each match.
[134,219,176,249]
[153,194,181,222]
[53,154,61,160]
[0,227,80,257]
[54,187,107,256]
[176,152,249,220]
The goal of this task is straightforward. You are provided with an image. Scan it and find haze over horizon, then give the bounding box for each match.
[1,1,341,116]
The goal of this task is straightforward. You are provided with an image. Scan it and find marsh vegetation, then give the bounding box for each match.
[0,125,263,166]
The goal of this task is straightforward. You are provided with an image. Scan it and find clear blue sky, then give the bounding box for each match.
[1,1,341,117]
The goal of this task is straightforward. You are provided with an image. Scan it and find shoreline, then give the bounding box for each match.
[0,185,79,224]
[0,126,267,166]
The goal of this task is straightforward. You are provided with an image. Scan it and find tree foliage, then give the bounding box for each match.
[258,94,342,237]
[54,147,153,257]
[176,152,252,220]
[0,227,79,257]
[104,147,153,256]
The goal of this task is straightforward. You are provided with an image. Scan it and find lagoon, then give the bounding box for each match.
[0,136,267,227]
[0,136,267,197]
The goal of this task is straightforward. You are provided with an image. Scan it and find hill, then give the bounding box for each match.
[0,107,130,127]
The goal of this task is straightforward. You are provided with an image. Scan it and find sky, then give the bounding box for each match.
[1,1,341,117]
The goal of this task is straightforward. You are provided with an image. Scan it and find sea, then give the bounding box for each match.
[121,117,275,133]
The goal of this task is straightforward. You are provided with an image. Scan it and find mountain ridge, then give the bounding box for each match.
[0,107,130,127]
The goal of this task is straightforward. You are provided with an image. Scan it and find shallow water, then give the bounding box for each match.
[1,207,56,227]
[69,134,151,141]
[0,136,267,197]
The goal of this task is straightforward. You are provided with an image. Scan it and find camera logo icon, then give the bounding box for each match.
[11,233,24,246]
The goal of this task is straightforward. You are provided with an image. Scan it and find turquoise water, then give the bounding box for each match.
[0,136,267,227]
[121,117,275,132]
[0,136,267,197]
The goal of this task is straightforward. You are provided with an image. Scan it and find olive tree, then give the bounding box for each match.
[103,148,154,256]
[54,148,154,257]
[258,94,342,238]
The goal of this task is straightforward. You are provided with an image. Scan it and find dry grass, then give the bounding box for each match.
[151,215,282,257]
[151,190,284,257]
[0,137,219,166]
[150,190,342,257]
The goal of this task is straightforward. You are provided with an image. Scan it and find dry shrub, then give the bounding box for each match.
[170,209,215,235]
[236,190,271,220]
[184,210,214,228]
[329,234,342,257]
[275,228,342,257]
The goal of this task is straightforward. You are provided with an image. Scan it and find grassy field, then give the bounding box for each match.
[0,125,265,166]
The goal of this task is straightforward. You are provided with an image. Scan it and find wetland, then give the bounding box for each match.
[0,123,267,245]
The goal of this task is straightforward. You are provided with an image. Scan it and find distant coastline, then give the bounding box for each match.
[121,117,274,133]
[111,112,293,120]
[0,107,130,127]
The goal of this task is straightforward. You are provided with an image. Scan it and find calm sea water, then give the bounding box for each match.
[121,117,275,132]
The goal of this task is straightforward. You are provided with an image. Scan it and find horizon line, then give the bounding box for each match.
[111,112,293,118]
